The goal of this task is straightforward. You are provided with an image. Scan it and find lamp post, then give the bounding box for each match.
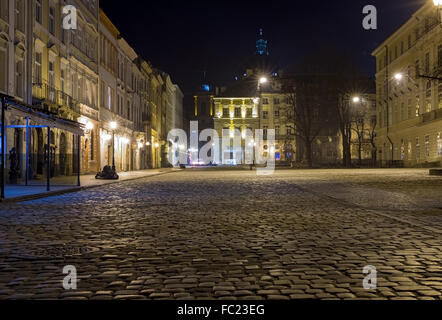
[351,96,366,166]
[110,121,117,171]
[255,77,268,168]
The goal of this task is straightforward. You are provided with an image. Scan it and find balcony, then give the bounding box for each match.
[421,108,442,124]
[32,82,80,115]
[32,83,57,104]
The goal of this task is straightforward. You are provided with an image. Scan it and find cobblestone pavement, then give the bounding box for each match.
[0,169,441,300]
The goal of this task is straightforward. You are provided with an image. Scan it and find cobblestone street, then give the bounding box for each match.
[0,169,441,300]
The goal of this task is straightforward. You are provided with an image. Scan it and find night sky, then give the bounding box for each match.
[101,0,427,99]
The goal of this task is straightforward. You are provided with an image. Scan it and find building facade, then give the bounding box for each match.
[372,1,442,167]
[0,1,183,186]
[210,30,295,165]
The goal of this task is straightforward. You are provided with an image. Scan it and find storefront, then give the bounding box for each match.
[1,94,84,200]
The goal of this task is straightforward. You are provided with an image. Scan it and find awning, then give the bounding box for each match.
[4,97,84,136]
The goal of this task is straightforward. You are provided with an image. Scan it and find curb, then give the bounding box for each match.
[0,170,180,204]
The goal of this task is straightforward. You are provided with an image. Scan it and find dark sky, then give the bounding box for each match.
[100,0,427,98]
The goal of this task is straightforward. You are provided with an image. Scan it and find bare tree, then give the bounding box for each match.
[283,47,373,167]
[282,75,329,168]
[350,101,377,167]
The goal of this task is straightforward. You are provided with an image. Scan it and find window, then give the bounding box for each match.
[437,44,442,67]
[415,28,419,41]
[49,61,55,86]
[246,108,252,117]
[415,60,420,78]
[222,108,229,117]
[426,81,432,112]
[90,130,95,160]
[425,52,430,74]
[49,5,55,35]
[274,110,280,118]
[15,60,23,97]
[425,135,430,157]
[408,35,411,49]
[286,126,292,136]
[438,133,442,156]
[48,61,56,101]
[274,98,280,105]
[0,0,8,22]
[263,126,268,138]
[0,49,7,94]
[15,0,24,31]
[424,18,430,33]
[200,102,207,115]
[262,111,268,119]
[400,103,404,121]
[393,104,398,124]
[275,126,280,136]
[62,29,67,44]
[439,81,442,109]
[234,107,241,118]
[60,68,65,93]
[107,86,112,110]
[416,137,420,160]
[35,0,42,23]
[400,139,405,160]
[262,98,269,105]
[34,52,42,84]
[314,107,319,119]
[400,41,404,55]
[415,96,420,117]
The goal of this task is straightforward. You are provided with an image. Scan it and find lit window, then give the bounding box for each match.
[425,135,430,157]
[438,133,442,156]
[416,137,420,160]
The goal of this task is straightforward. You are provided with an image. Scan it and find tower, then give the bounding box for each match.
[256,28,269,56]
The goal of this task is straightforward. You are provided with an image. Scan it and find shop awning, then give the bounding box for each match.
[4,97,84,136]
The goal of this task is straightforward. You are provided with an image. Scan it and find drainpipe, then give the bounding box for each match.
[385,46,394,165]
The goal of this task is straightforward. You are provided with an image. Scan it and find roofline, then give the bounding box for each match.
[372,1,434,56]
[99,9,120,39]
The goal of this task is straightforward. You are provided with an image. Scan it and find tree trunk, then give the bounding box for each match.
[342,133,352,167]
[305,142,313,168]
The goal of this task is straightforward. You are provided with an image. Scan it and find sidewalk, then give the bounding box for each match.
[1,168,179,203]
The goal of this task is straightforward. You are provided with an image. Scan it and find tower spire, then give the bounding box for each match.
[256,28,268,56]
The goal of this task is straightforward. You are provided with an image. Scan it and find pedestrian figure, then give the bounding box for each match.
[9,147,20,184]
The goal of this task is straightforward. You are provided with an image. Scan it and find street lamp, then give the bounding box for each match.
[352,96,361,104]
[85,121,94,131]
[259,77,268,85]
[394,73,403,81]
[110,121,118,171]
